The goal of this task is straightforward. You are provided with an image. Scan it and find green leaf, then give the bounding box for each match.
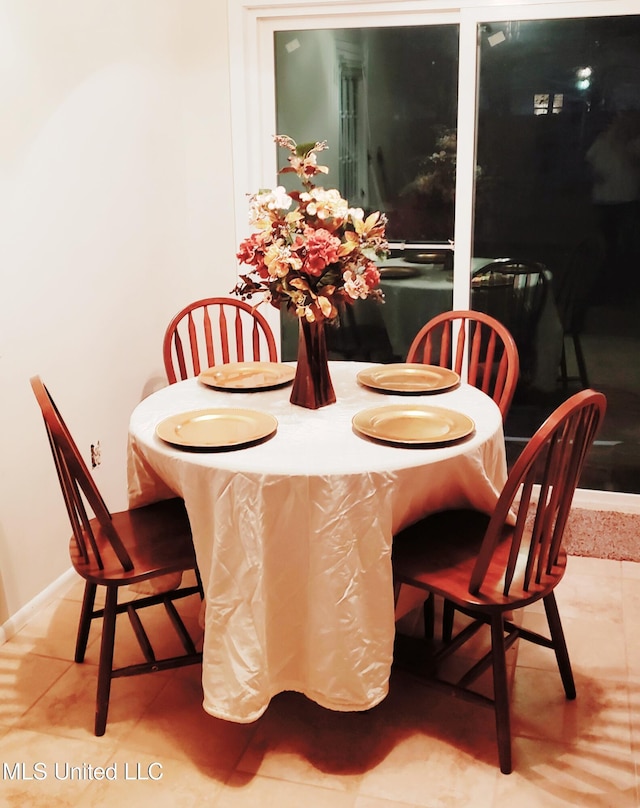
[317,267,341,288]
[295,142,317,157]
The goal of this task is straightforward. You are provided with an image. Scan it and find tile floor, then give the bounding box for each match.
[0,558,639,808]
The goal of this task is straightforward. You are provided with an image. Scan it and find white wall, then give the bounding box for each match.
[0,0,236,626]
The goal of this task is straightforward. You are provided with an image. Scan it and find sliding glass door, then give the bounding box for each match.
[231,0,640,495]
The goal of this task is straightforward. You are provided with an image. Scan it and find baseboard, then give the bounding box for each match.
[0,568,75,645]
[572,487,640,514]
[520,485,640,514]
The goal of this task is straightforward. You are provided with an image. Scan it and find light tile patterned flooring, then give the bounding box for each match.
[1,557,639,807]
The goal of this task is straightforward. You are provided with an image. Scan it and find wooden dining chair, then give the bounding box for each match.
[471,259,548,389]
[407,310,519,641]
[406,309,520,422]
[392,388,606,774]
[163,297,278,384]
[554,236,603,390]
[30,376,203,736]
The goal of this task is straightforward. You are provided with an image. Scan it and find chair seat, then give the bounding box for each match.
[393,509,567,612]
[69,498,197,586]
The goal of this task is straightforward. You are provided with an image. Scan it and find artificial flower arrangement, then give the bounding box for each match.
[233,135,389,323]
[402,128,484,203]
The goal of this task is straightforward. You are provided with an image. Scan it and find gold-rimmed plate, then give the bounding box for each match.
[156,408,277,450]
[379,266,421,280]
[471,274,513,288]
[406,251,451,265]
[357,363,460,395]
[199,362,295,392]
[352,405,474,447]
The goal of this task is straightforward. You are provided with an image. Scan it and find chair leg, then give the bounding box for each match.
[95,586,118,736]
[423,594,435,639]
[543,592,576,699]
[393,581,402,607]
[442,599,455,642]
[75,582,97,663]
[490,614,512,775]
[560,341,568,391]
[573,333,589,389]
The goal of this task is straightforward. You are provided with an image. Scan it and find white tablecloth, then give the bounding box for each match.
[127,362,507,722]
[378,259,454,359]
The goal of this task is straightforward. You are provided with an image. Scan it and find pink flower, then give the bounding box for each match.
[343,270,370,300]
[237,232,265,265]
[290,152,329,181]
[364,263,381,288]
[302,226,341,276]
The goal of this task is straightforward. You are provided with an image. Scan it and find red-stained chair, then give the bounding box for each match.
[392,388,606,773]
[406,309,520,422]
[31,376,203,736]
[163,297,278,384]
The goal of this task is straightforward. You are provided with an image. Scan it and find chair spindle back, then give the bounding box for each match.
[470,388,606,596]
[163,297,278,384]
[407,310,519,421]
[30,376,133,572]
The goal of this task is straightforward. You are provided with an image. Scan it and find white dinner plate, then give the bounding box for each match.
[357,363,460,394]
[156,408,277,449]
[352,404,474,446]
[199,362,295,391]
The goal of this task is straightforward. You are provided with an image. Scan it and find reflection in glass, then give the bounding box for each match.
[273,15,640,494]
[275,25,459,364]
[475,16,640,493]
[275,26,459,244]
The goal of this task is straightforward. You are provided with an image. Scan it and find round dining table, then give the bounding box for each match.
[126,361,507,723]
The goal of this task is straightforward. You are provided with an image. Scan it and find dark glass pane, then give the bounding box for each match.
[475,16,640,493]
[275,26,458,242]
[275,26,459,361]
